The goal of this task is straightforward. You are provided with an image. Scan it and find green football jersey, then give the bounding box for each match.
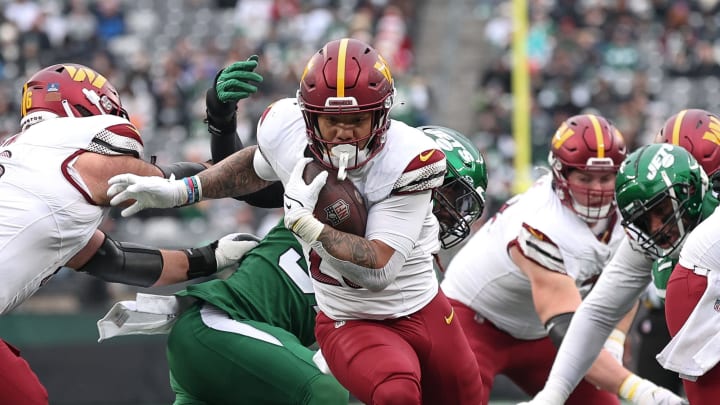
[178,222,318,346]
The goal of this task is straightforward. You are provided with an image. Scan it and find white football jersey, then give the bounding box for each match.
[441,174,625,339]
[0,115,144,314]
[256,98,445,320]
[657,208,720,376]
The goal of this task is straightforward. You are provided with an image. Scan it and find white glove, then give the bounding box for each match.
[108,174,196,217]
[517,387,567,405]
[603,328,626,364]
[283,158,327,242]
[619,374,688,405]
[214,233,261,270]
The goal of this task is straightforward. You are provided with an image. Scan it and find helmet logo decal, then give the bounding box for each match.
[301,60,313,83]
[703,115,720,146]
[374,55,393,83]
[671,109,689,145]
[21,83,31,116]
[551,122,574,149]
[647,144,675,180]
[588,114,605,158]
[336,38,349,97]
[62,65,107,88]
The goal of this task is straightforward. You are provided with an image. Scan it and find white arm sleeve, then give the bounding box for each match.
[546,237,653,395]
[365,191,431,257]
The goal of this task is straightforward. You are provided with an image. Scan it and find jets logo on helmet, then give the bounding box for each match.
[616,144,710,259]
[419,125,487,248]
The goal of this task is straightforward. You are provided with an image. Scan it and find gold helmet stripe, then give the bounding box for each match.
[336,38,349,97]
[671,109,688,145]
[588,114,605,158]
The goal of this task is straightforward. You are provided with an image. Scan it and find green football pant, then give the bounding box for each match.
[167,303,348,405]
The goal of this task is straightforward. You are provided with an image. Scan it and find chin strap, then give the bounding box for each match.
[337,152,349,181]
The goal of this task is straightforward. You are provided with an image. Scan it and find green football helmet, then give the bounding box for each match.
[419,125,488,248]
[616,143,708,259]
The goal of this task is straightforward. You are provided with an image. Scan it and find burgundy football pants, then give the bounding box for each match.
[666,265,720,405]
[0,339,47,405]
[448,298,619,405]
[315,290,483,405]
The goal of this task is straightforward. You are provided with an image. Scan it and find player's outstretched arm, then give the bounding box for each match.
[206,58,284,208]
[108,146,273,216]
[67,230,260,287]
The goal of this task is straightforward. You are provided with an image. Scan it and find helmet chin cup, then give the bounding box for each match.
[329,144,368,181]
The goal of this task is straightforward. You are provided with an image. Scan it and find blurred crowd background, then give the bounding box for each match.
[0,0,718,314]
[1,0,716,402]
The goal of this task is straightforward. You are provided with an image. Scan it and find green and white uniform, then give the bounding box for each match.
[167,222,348,405]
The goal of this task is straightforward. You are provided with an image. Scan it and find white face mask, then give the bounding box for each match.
[329,144,369,181]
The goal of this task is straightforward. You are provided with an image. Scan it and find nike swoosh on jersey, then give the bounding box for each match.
[419,150,435,162]
[444,307,455,325]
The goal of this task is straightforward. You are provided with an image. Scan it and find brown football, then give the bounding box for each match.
[303,160,368,236]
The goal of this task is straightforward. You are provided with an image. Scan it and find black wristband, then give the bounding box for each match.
[185,242,218,279]
[156,161,207,179]
[544,312,574,348]
[205,70,237,136]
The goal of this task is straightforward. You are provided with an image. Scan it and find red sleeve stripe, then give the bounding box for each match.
[404,148,445,173]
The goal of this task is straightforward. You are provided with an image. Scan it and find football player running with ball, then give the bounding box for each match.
[105,38,485,404]
[523,109,720,405]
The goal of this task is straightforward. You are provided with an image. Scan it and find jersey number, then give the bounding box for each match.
[309,251,362,289]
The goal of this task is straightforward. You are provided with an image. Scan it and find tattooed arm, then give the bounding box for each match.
[197,146,274,198]
[308,191,430,292]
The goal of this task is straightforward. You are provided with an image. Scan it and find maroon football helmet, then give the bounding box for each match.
[548,114,627,222]
[20,63,128,130]
[298,38,395,171]
[655,109,720,177]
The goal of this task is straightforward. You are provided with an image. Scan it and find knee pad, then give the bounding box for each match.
[372,376,421,405]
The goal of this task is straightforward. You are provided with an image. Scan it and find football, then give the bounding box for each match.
[303,160,368,236]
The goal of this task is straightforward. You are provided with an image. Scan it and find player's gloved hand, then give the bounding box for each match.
[603,328,626,364]
[206,55,263,136]
[108,174,201,217]
[283,158,327,243]
[213,233,261,269]
[185,233,261,279]
[619,374,688,405]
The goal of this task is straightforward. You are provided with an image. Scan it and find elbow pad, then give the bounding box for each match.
[310,241,405,292]
[79,235,163,287]
[155,162,208,179]
[544,312,574,349]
